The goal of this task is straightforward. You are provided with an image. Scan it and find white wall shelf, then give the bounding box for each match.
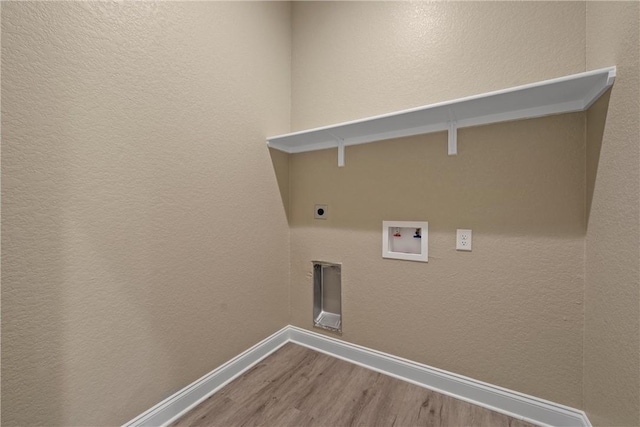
[266,67,615,166]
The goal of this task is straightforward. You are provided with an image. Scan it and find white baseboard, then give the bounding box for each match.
[123,327,290,427]
[287,326,591,427]
[124,325,591,427]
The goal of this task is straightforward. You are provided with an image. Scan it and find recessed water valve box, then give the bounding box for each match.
[382,221,428,262]
[312,261,341,333]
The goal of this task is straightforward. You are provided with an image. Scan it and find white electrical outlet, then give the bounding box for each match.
[456,229,472,251]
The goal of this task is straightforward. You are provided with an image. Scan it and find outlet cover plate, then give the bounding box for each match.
[456,229,472,251]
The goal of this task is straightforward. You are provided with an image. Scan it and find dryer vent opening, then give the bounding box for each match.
[312,261,342,333]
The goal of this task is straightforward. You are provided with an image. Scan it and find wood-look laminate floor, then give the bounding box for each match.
[170,343,538,427]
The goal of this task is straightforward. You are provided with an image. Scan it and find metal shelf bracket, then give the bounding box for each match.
[448,121,457,156]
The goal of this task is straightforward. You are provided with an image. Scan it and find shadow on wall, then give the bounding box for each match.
[586,89,611,224]
[269,96,615,237]
[1,156,67,425]
[286,112,602,239]
[269,147,291,223]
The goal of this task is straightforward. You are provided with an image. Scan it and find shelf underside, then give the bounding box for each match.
[267,67,615,155]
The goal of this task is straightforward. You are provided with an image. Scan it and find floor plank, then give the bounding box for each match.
[169,343,538,427]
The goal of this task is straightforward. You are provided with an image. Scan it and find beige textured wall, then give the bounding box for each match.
[585,2,640,426]
[290,1,587,407]
[292,1,585,130]
[3,2,638,425]
[1,2,291,425]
